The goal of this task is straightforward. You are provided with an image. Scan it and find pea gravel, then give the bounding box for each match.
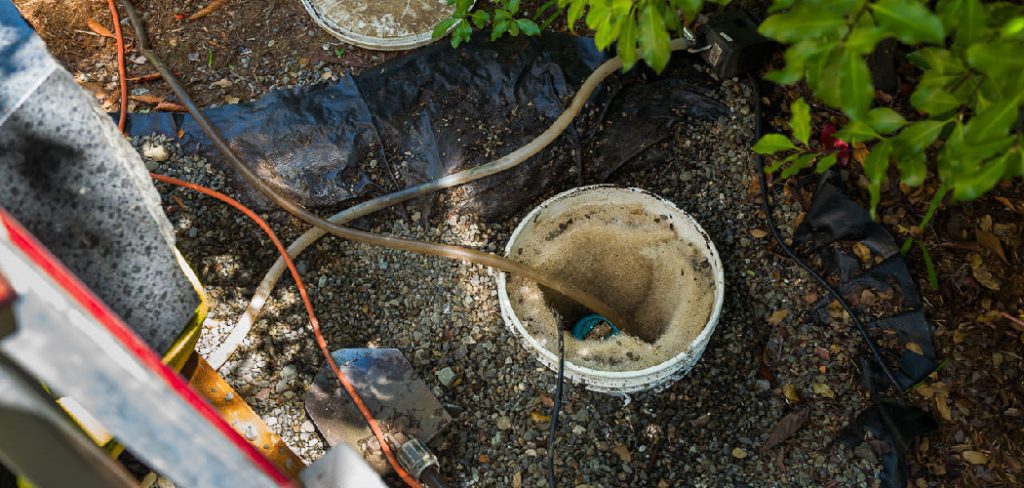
[139,65,884,487]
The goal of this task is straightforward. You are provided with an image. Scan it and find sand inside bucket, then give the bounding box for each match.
[507,202,716,372]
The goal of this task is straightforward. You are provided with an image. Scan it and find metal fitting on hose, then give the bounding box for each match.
[394,437,439,481]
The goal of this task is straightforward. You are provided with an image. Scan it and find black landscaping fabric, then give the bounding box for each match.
[794,171,940,487]
[123,33,729,222]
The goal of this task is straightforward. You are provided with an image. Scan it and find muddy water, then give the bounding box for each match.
[507,203,716,372]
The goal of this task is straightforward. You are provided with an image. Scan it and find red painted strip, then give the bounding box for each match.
[0,209,293,487]
[0,269,12,306]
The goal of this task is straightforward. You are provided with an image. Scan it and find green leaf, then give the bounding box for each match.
[935,0,961,34]
[790,98,811,146]
[919,182,949,230]
[508,18,520,36]
[590,1,623,50]
[907,47,963,74]
[967,42,1024,77]
[834,121,880,143]
[764,40,832,85]
[752,134,797,155]
[454,0,473,17]
[1002,17,1024,38]
[964,95,1023,143]
[567,0,587,31]
[639,3,671,73]
[432,18,458,40]
[863,140,893,218]
[508,0,521,15]
[491,20,509,41]
[952,152,1012,200]
[759,8,847,43]
[451,21,472,47]
[833,48,873,120]
[865,107,906,134]
[674,0,703,20]
[871,0,946,45]
[780,153,816,178]
[768,0,794,13]
[766,152,799,173]
[517,18,541,36]
[910,74,964,115]
[1007,148,1024,178]
[845,25,888,55]
[471,11,490,29]
[455,23,478,46]
[816,152,839,173]
[956,0,987,46]
[918,242,939,290]
[618,15,639,71]
[893,120,946,156]
[897,152,927,187]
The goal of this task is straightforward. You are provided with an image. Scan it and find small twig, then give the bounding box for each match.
[189,0,230,21]
[127,72,163,82]
[934,241,981,252]
[1002,312,1024,331]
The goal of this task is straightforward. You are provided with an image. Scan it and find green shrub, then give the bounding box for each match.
[433,0,730,72]
[754,0,1024,219]
[435,0,1023,223]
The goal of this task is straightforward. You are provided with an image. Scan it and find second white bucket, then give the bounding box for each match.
[496,185,725,394]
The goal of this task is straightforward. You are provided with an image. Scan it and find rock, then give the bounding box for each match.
[812,383,835,399]
[142,143,169,162]
[436,367,456,387]
[495,416,512,430]
[854,443,876,464]
[613,444,632,463]
[301,420,315,433]
[280,365,298,380]
[731,447,748,459]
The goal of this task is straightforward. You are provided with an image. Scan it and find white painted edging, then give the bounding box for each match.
[497,185,725,395]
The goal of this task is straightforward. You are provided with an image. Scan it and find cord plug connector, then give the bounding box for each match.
[699,11,774,79]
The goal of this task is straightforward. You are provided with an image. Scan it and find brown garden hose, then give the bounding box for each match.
[120,1,628,331]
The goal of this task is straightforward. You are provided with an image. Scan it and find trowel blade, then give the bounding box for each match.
[304,348,450,473]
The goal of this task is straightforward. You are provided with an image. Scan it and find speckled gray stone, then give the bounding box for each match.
[0,66,199,353]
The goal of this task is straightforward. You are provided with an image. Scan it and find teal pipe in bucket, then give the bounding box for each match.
[572,314,620,341]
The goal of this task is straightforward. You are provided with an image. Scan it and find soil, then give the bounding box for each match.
[759,48,1024,488]
[507,198,717,372]
[14,0,397,108]
[11,0,1024,485]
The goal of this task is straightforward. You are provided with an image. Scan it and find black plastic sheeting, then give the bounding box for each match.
[793,171,939,389]
[793,171,939,487]
[124,33,729,222]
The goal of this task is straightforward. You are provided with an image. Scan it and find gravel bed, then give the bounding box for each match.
[138,68,883,487]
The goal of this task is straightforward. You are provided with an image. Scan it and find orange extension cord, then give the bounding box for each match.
[106,3,423,487]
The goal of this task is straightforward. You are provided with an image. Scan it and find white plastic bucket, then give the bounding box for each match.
[496,186,725,394]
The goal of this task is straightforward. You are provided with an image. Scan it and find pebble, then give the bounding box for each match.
[436,367,456,387]
[142,143,169,162]
[151,72,879,487]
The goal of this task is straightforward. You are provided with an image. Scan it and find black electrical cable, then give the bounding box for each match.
[747,73,903,391]
[547,329,565,488]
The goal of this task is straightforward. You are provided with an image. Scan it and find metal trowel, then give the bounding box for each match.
[304,348,450,473]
